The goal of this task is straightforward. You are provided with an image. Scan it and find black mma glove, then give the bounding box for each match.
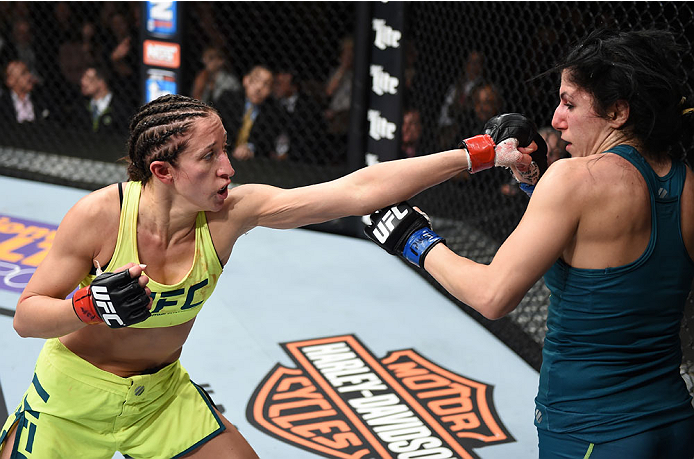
[364,202,445,269]
[72,269,151,328]
[484,113,548,196]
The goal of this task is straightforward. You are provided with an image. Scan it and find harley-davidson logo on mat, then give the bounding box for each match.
[247,334,514,458]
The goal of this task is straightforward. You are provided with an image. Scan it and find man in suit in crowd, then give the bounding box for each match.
[215,64,281,160]
[0,60,52,124]
[272,68,326,162]
[78,65,130,134]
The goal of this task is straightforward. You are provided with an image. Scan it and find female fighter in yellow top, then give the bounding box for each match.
[0,94,536,458]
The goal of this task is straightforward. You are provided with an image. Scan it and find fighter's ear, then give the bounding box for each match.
[608,100,630,129]
[150,160,174,184]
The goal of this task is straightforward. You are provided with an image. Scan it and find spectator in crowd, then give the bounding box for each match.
[437,50,486,149]
[79,21,100,68]
[402,39,419,104]
[400,107,423,158]
[102,9,139,108]
[324,36,354,145]
[189,3,227,54]
[191,46,241,105]
[216,64,281,161]
[9,18,40,83]
[0,60,52,124]
[465,81,504,133]
[53,16,103,126]
[51,2,79,45]
[58,21,100,89]
[272,68,326,162]
[540,126,569,165]
[78,66,131,134]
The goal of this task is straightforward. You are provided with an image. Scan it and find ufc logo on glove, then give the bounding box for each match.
[72,269,151,328]
[92,286,126,327]
[364,202,445,269]
[371,205,409,243]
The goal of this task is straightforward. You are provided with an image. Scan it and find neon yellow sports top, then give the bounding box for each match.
[79,181,223,328]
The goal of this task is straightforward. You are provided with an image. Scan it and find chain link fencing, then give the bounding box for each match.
[0,1,692,395]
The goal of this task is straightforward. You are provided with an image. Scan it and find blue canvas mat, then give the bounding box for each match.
[0,176,539,458]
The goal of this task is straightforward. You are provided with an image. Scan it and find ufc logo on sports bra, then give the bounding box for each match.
[92,285,125,327]
[150,278,209,314]
[372,206,409,243]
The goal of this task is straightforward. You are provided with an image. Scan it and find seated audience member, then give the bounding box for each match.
[191,46,241,105]
[103,9,139,108]
[324,36,353,141]
[400,107,423,158]
[540,126,569,165]
[58,21,99,89]
[78,66,130,134]
[272,68,326,162]
[0,60,52,124]
[216,65,281,160]
[464,81,503,134]
[437,50,485,149]
[10,19,40,83]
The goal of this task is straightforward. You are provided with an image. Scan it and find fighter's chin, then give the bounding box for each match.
[565,143,576,156]
[211,187,228,209]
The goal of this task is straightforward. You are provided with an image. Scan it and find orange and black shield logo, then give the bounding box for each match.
[247,335,514,458]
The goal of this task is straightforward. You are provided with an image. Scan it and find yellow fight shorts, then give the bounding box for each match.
[0,338,225,458]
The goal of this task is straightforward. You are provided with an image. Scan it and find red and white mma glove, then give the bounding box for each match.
[458,134,531,173]
[72,270,151,328]
[458,113,548,189]
[483,113,549,193]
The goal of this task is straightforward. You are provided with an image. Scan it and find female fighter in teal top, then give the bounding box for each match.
[366,28,694,459]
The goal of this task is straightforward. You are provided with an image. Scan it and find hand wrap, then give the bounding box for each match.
[72,270,151,328]
[364,202,445,269]
[484,113,548,189]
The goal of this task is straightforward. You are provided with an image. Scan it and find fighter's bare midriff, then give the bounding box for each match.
[59,318,196,377]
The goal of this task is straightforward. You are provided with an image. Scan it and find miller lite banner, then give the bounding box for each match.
[248,335,513,458]
[365,2,405,166]
[141,1,181,103]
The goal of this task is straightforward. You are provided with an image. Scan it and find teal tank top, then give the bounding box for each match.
[535,145,694,442]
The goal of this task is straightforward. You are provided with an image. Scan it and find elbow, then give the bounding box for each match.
[13,316,32,338]
[479,307,508,321]
[13,298,30,337]
[471,289,517,321]
[13,297,39,338]
[476,300,507,321]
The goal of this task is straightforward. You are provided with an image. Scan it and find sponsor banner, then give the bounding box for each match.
[248,335,513,458]
[146,68,178,102]
[365,2,404,165]
[0,215,57,294]
[143,40,181,69]
[146,1,177,38]
[141,1,181,104]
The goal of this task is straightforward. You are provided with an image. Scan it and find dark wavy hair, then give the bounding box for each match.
[551,28,693,161]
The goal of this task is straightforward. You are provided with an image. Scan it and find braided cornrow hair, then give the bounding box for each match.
[126,94,219,183]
